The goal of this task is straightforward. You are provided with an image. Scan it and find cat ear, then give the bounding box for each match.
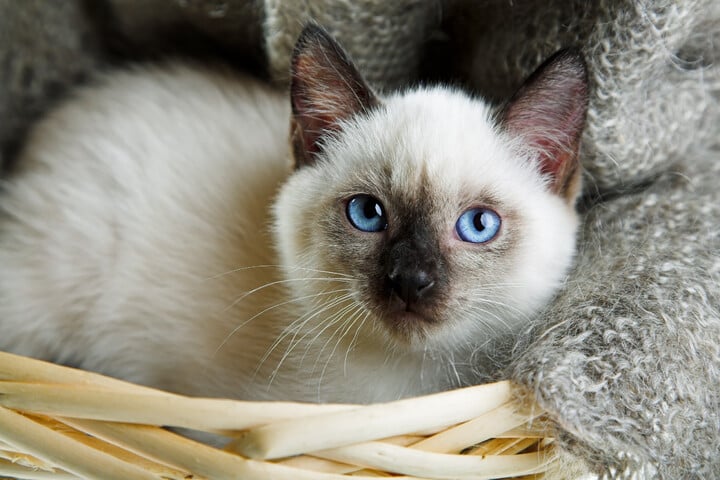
[499,50,589,202]
[290,24,379,168]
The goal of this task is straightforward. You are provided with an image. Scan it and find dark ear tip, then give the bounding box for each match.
[296,22,330,45]
[548,48,589,85]
[292,23,336,64]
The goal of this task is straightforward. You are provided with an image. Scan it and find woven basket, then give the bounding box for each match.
[0,351,555,479]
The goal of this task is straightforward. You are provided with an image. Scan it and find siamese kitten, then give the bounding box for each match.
[0,26,588,403]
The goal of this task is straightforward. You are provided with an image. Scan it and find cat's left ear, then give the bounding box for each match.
[499,50,589,202]
[290,24,379,168]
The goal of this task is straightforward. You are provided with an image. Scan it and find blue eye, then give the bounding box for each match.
[456,208,501,243]
[346,195,388,232]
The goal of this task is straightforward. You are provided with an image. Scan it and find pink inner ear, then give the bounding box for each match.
[523,100,585,180]
[290,27,378,165]
[292,88,340,158]
[292,54,362,156]
[513,108,584,195]
[500,50,588,194]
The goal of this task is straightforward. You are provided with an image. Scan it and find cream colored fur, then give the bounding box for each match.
[0,63,578,403]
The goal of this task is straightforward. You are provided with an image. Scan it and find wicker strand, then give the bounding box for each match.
[0,381,353,432]
[0,407,157,480]
[230,382,513,459]
[0,351,556,479]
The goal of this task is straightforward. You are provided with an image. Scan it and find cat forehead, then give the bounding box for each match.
[321,86,543,200]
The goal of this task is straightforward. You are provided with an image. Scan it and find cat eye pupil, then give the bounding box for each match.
[473,213,487,231]
[364,201,382,219]
[456,208,501,244]
[346,195,387,232]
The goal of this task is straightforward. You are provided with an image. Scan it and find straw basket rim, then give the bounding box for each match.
[0,351,555,479]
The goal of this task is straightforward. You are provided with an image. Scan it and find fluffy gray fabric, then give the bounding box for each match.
[262,0,439,91]
[1,1,718,478]
[0,0,104,170]
[512,146,720,477]
[426,0,720,193]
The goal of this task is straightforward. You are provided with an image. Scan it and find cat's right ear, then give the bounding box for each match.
[290,24,379,168]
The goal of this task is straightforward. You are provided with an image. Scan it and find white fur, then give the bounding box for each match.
[0,64,578,403]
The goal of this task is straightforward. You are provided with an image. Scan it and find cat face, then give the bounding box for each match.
[273,25,587,353]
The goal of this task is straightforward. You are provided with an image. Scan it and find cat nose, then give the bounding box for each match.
[387,269,436,305]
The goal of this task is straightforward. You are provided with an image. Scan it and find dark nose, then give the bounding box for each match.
[387,269,436,305]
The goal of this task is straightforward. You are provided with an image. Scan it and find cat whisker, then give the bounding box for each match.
[221,276,354,314]
[204,264,352,281]
[282,303,359,380]
[214,288,352,358]
[298,301,359,371]
[279,294,356,355]
[462,305,517,337]
[462,292,533,321]
[314,303,364,369]
[255,292,354,377]
[448,351,462,388]
[468,298,530,320]
[264,294,357,385]
[344,310,371,377]
[258,292,355,358]
[316,305,367,396]
[465,282,528,291]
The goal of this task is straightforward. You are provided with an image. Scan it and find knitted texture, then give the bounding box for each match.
[511,145,720,478]
[442,0,720,193]
[0,0,104,170]
[263,0,440,91]
[104,0,265,68]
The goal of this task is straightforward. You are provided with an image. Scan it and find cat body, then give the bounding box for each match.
[0,27,588,403]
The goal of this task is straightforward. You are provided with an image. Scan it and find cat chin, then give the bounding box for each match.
[378,311,436,346]
[374,293,439,332]
[368,311,471,355]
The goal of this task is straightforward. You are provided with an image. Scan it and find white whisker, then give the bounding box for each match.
[256,292,354,377]
[316,305,366,396]
[266,295,356,385]
[204,264,352,281]
[344,310,371,376]
[214,288,352,358]
[221,276,352,314]
[298,302,359,370]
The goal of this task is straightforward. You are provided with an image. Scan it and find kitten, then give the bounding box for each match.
[0,26,588,404]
